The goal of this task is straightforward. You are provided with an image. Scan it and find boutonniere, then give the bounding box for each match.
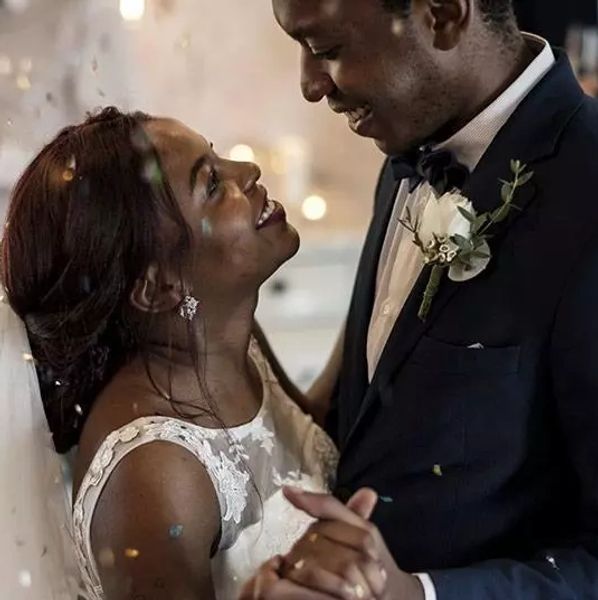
[400,160,533,321]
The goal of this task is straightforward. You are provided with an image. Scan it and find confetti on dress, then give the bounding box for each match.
[433,464,443,477]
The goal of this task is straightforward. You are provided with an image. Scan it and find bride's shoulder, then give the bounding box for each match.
[72,370,170,496]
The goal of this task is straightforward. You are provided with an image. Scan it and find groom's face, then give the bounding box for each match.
[272,0,460,155]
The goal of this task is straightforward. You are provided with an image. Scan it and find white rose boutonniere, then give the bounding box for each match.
[400,160,533,321]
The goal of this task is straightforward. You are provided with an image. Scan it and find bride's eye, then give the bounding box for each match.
[207,167,220,197]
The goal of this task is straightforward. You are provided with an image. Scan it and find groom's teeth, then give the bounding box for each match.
[257,199,276,227]
[346,105,370,122]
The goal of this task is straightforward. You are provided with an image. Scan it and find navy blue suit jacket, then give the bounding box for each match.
[330,52,598,599]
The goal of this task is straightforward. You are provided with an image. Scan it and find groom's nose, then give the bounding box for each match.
[300,48,335,102]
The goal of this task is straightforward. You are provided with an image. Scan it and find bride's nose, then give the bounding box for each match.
[241,162,261,193]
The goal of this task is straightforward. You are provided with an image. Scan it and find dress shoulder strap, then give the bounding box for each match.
[72,417,251,598]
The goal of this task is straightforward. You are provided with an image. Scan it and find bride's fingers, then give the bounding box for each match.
[285,562,372,600]
[284,555,377,600]
[306,521,380,560]
[346,488,378,520]
[254,579,337,600]
[238,556,283,600]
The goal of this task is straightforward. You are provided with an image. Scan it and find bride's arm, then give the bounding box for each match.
[252,320,344,426]
[90,441,220,600]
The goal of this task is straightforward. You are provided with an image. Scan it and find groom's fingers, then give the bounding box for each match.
[346,488,378,520]
[283,487,376,531]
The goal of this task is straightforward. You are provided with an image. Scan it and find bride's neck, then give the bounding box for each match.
[143,294,259,392]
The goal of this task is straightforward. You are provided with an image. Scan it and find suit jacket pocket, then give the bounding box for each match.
[410,335,521,375]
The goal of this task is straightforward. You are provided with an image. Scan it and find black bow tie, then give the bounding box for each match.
[391,146,470,196]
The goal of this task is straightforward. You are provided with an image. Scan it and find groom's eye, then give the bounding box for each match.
[312,46,341,61]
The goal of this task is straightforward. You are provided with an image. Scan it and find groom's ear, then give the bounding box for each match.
[425,0,470,51]
[130,262,185,314]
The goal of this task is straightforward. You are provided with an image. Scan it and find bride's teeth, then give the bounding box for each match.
[257,200,276,227]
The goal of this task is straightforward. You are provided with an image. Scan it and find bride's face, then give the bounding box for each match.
[145,119,300,298]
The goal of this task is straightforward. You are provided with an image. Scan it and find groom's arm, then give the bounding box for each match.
[426,234,598,600]
[253,320,344,426]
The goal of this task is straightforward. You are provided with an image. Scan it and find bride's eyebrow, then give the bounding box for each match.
[189,143,215,192]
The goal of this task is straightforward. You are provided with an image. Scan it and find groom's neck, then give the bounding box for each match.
[432,34,534,146]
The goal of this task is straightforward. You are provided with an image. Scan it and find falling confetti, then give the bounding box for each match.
[392,18,404,37]
[55,380,62,387]
[433,464,443,477]
[97,88,106,98]
[178,33,191,50]
[98,547,115,568]
[169,524,184,539]
[142,159,163,186]
[74,404,83,415]
[125,548,140,559]
[6,118,13,127]
[18,570,32,588]
[45,92,55,104]
[546,555,559,570]
[22,353,34,362]
[16,74,31,91]
[379,496,394,503]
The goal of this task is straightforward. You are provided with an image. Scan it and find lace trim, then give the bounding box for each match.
[72,417,251,599]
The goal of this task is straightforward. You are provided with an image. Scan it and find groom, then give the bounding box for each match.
[249,0,598,598]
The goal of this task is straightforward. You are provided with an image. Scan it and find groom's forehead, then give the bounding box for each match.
[273,0,351,35]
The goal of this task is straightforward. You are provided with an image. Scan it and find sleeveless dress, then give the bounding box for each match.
[72,338,339,599]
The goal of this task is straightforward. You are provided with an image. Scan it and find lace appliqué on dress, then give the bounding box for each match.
[72,417,251,600]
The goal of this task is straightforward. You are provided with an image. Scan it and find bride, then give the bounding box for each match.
[0,107,360,599]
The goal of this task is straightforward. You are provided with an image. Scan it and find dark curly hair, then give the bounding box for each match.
[383,0,516,35]
[0,107,196,452]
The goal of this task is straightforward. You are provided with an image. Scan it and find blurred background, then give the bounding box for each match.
[1,0,597,388]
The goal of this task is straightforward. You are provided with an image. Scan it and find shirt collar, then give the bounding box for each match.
[437,33,556,171]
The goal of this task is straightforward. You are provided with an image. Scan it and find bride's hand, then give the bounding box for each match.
[278,487,387,599]
[238,489,384,600]
[239,555,336,599]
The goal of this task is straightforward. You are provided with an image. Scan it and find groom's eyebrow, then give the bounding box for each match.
[189,155,208,192]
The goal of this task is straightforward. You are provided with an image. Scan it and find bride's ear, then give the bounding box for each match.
[129,263,185,314]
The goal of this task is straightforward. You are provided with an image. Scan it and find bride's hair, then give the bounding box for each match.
[0,107,199,452]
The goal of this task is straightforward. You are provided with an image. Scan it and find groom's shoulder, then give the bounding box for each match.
[538,94,598,189]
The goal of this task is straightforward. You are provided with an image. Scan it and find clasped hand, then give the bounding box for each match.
[240,487,425,600]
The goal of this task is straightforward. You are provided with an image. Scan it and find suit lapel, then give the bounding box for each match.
[338,160,399,444]
[343,50,585,448]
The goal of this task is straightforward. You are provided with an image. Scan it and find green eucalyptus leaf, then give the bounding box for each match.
[491,204,510,223]
[501,183,512,203]
[457,206,476,223]
[517,171,534,187]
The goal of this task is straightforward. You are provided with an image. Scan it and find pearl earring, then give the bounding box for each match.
[178,295,199,321]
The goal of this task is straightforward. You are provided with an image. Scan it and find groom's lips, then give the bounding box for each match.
[329,102,374,137]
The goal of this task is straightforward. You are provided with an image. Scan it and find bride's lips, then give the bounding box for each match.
[255,185,287,230]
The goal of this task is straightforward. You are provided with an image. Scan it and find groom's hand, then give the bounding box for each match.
[282,487,425,600]
[238,489,386,600]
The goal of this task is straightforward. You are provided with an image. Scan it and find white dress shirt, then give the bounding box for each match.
[364,34,555,599]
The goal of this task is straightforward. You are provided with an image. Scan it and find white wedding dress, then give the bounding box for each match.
[72,337,339,599]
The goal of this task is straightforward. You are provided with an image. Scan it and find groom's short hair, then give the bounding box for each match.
[382,0,516,36]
